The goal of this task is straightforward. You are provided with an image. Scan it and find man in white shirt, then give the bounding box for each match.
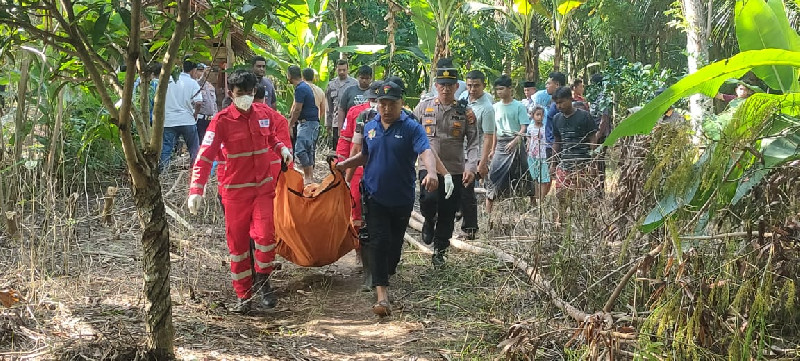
[160,59,203,172]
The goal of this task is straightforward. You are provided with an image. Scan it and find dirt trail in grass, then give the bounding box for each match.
[1,155,547,360]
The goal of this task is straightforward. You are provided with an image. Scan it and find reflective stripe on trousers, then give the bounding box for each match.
[223,192,277,299]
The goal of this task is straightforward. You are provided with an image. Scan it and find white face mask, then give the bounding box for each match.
[233,95,254,111]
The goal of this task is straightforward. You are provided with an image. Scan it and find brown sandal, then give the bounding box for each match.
[372,300,391,317]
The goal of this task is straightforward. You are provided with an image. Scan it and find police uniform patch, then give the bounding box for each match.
[451,129,461,137]
[259,118,270,128]
[425,118,434,124]
[453,121,462,128]
[426,125,436,137]
[466,108,476,124]
[425,107,435,112]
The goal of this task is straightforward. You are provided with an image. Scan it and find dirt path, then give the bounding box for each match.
[1,160,538,360]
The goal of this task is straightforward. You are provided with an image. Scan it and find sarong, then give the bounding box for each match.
[487,136,526,200]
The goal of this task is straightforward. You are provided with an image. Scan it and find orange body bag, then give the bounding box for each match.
[274,158,358,267]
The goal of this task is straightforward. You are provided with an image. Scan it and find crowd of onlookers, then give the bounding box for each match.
[144,54,760,315]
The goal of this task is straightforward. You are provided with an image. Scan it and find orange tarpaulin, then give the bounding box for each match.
[274,158,358,267]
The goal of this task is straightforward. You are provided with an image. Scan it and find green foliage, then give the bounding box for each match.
[408,0,438,59]
[605,49,800,145]
[594,58,673,116]
[450,11,513,77]
[735,0,800,92]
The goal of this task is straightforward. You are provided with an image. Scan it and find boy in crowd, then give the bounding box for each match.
[551,86,597,212]
[486,75,529,214]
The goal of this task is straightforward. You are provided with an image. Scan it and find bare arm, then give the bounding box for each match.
[336,151,367,171]
[478,133,493,177]
[345,141,362,182]
[289,101,303,128]
[420,148,438,175]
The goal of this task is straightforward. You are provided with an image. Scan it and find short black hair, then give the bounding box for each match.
[250,56,267,66]
[302,68,315,81]
[494,74,513,88]
[549,71,567,87]
[228,70,258,92]
[356,65,373,77]
[146,62,162,77]
[590,73,604,85]
[572,79,583,88]
[465,70,485,82]
[336,59,348,67]
[183,59,196,73]
[553,86,573,100]
[254,85,266,100]
[288,65,302,80]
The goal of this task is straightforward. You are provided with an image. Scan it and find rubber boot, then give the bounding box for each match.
[358,227,373,292]
[230,297,251,314]
[254,272,277,309]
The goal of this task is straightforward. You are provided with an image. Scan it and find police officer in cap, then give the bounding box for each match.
[413,64,480,267]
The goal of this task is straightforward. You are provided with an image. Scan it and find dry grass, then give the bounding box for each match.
[0,145,583,360]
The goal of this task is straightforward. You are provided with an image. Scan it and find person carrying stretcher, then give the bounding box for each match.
[187,70,293,313]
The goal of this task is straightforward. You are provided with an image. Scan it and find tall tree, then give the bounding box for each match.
[0,0,192,356]
[681,0,712,135]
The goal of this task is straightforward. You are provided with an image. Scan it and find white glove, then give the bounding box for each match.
[187,194,203,215]
[443,174,454,199]
[280,147,293,164]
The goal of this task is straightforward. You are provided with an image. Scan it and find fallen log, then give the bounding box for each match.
[407,211,600,325]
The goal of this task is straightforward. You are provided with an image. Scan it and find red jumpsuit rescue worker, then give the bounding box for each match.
[187,70,293,313]
[337,81,382,290]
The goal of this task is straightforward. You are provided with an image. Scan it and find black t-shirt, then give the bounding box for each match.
[553,108,597,170]
[339,85,369,117]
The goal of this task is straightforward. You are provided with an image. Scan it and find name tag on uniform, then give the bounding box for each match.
[259,119,270,128]
[394,134,403,139]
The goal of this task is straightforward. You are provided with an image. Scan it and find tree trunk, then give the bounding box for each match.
[682,0,710,140]
[43,85,64,191]
[133,163,174,358]
[14,54,31,164]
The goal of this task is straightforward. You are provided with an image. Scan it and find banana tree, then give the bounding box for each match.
[248,0,384,87]
[409,0,465,84]
[603,0,800,235]
[467,0,549,80]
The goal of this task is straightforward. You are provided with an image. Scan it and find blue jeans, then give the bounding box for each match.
[160,125,199,172]
[295,120,320,167]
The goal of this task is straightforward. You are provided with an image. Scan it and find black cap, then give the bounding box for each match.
[523,81,536,88]
[435,68,459,85]
[377,81,403,100]
[366,81,383,100]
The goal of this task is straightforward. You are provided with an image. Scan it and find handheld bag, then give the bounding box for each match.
[274,157,358,267]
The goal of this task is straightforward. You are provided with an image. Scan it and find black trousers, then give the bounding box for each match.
[459,177,479,234]
[365,197,412,287]
[419,170,464,252]
[196,116,212,141]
